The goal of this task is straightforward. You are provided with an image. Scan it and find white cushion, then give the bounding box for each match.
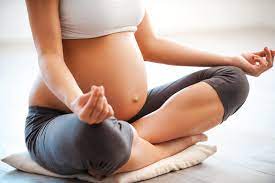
[1,144,216,183]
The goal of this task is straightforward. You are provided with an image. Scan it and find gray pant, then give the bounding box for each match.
[24,66,250,179]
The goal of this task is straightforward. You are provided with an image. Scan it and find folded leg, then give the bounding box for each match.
[25,106,133,179]
[128,66,250,143]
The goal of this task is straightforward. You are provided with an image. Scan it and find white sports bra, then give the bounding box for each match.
[59,0,146,39]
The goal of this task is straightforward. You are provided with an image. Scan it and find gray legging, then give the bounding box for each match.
[24,66,250,179]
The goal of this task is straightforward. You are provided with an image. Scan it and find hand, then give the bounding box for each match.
[70,85,115,125]
[233,47,274,77]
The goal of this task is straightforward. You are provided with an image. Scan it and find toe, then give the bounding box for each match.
[191,134,208,143]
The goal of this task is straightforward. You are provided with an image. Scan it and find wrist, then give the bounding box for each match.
[66,90,83,112]
[226,56,240,67]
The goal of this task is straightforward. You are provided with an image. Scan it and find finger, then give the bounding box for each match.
[104,103,114,118]
[253,50,266,57]
[253,57,268,76]
[250,55,258,65]
[78,91,99,123]
[95,97,109,123]
[191,134,208,143]
[271,50,274,66]
[100,85,105,96]
[80,87,101,124]
[242,52,257,65]
[272,50,275,56]
[242,52,253,60]
[75,93,91,108]
[88,86,101,111]
[255,56,268,67]
[90,88,105,121]
[77,92,92,107]
[81,86,98,114]
[107,104,114,117]
[92,98,105,124]
[264,47,272,63]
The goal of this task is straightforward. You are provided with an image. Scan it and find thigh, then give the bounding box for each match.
[127,65,249,123]
[127,68,213,123]
[25,106,133,177]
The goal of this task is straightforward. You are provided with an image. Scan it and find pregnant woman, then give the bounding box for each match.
[25,0,274,180]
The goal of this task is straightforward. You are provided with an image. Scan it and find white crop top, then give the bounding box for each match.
[59,0,146,39]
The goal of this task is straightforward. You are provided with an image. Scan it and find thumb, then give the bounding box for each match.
[78,92,92,106]
[242,52,255,64]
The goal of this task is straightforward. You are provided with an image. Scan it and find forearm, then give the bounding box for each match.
[38,54,83,110]
[145,36,234,67]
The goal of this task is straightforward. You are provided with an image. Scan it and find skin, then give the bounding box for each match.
[25,0,274,177]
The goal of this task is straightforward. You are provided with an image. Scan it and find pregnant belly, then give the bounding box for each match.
[29,32,148,121]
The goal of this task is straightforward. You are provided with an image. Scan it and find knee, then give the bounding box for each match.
[213,66,250,120]
[222,66,250,101]
[72,116,134,177]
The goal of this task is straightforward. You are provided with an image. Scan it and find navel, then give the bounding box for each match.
[132,95,139,103]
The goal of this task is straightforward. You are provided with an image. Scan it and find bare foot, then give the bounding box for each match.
[156,134,208,157]
[88,134,207,178]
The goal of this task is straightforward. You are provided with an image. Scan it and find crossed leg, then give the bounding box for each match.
[112,66,249,175]
[85,66,251,178]
[131,81,224,144]
[128,65,250,144]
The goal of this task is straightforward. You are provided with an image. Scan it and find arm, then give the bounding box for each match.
[135,11,274,76]
[25,0,83,110]
[26,0,114,124]
[135,11,233,67]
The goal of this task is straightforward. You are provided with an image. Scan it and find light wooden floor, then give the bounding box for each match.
[0,28,275,182]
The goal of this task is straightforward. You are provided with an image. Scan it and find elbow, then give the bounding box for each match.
[139,36,159,61]
[142,49,155,61]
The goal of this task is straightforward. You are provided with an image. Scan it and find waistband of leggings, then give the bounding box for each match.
[28,105,70,115]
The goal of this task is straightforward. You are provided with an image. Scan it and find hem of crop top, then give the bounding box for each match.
[61,26,138,39]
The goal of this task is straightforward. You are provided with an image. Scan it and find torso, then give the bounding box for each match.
[28,32,148,121]
[29,0,148,121]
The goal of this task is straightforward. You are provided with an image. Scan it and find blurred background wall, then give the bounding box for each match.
[0,0,274,41]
